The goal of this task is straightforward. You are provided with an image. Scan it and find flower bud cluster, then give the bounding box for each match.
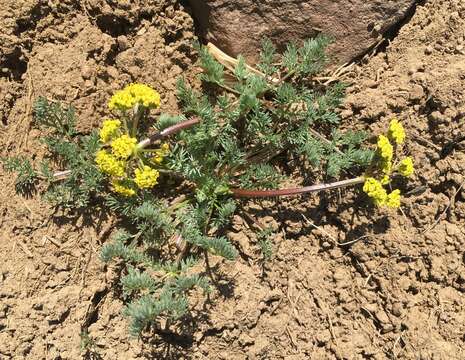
[95,84,168,196]
[363,119,414,208]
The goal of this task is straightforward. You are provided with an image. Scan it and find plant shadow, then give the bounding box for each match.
[138,330,195,360]
[50,202,111,233]
[244,186,391,247]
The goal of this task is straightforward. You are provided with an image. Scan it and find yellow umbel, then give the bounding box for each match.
[134,166,159,189]
[109,83,161,111]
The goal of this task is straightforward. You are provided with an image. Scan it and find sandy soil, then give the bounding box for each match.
[1,0,464,359]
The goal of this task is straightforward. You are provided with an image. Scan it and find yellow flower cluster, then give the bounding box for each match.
[388,119,405,144]
[111,135,137,159]
[134,166,159,189]
[377,135,393,162]
[386,189,401,208]
[363,119,413,208]
[363,177,401,208]
[111,180,136,197]
[398,157,414,177]
[152,143,170,164]
[95,150,126,177]
[95,85,167,196]
[108,83,161,111]
[363,177,388,206]
[377,135,393,176]
[99,119,121,143]
[380,174,390,185]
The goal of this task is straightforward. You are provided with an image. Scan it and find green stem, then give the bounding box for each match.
[131,104,143,137]
[138,148,157,153]
[119,111,130,135]
[217,82,241,96]
[157,168,178,176]
[167,200,189,214]
[277,69,296,85]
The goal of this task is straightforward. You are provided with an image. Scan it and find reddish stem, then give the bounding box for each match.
[138,117,200,148]
[231,177,365,198]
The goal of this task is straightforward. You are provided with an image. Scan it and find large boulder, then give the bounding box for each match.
[187,0,418,64]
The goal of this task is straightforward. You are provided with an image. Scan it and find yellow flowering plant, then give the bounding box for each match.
[108,83,161,111]
[5,40,419,338]
[99,119,121,143]
[388,118,406,144]
[95,83,170,197]
[134,166,160,189]
[362,119,415,208]
[398,157,414,177]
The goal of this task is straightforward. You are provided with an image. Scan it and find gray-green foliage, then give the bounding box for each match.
[2,97,104,207]
[120,264,210,336]
[102,224,212,336]
[257,227,274,261]
[2,156,39,195]
[176,35,373,192]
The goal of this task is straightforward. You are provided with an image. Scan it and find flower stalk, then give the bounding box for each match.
[231,176,365,198]
[137,117,200,149]
[52,117,200,180]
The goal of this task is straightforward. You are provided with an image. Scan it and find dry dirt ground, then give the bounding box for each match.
[1,0,464,359]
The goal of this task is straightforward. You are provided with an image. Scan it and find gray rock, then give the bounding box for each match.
[188,0,417,64]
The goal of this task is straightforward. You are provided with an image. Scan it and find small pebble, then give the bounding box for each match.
[365,260,377,272]
[137,27,147,36]
[84,79,94,89]
[106,66,119,79]
[238,333,254,346]
[392,303,403,317]
[410,84,424,101]
[117,35,129,50]
[363,303,378,313]
[321,241,331,249]
[375,310,390,324]
[81,64,92,79]
[407,67,417,75]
